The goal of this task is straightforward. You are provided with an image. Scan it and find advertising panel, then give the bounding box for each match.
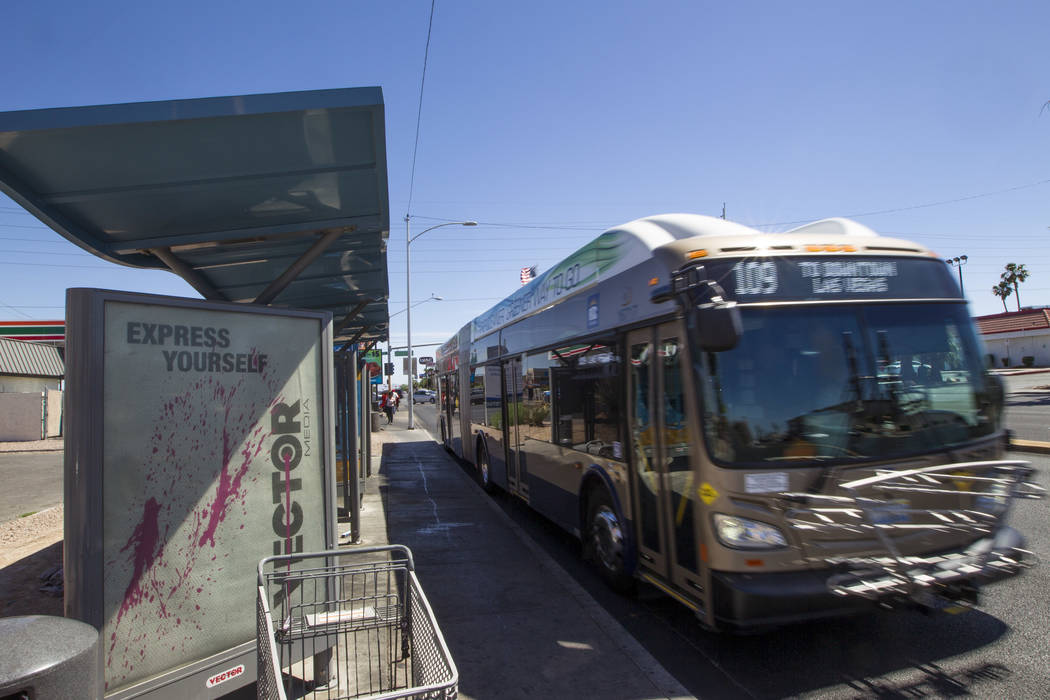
[363,349,383,385]
[64,289,334,698]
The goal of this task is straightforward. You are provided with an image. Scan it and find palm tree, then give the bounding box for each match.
[992,280,1013,312]
[1000,263,1031,311]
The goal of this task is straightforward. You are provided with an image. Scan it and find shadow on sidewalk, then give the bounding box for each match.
[0,541,63,618]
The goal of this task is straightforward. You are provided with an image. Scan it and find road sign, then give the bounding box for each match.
[394,350,408,357]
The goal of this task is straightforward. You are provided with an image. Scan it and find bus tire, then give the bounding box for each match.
[475,440,495,493]
[585,488,634,593]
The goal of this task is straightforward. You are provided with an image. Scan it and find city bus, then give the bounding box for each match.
[433,214,1043,631]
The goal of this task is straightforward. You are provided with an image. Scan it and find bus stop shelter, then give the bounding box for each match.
[0,86,390,537]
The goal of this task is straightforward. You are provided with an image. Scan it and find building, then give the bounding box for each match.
[0,336,65,441]
[974,308,1050,368]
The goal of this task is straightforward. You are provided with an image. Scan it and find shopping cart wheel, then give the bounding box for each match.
[585,488,634,593]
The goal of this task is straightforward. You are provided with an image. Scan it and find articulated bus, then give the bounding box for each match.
[433,214,1043,631]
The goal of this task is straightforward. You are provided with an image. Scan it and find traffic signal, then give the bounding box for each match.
[384,362,394,376]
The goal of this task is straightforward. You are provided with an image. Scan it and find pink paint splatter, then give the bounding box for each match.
[105,364,288,687]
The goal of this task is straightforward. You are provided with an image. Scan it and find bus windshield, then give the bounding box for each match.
[698,303,1002,466]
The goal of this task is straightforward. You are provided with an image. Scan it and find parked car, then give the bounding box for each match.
[413,390,436,404]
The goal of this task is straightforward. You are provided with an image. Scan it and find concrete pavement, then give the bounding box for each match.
[345,420,692,700]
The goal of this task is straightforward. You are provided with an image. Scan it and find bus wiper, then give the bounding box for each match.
[841,331,864,408]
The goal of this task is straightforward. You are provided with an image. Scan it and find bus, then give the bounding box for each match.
[433,214,1043,631]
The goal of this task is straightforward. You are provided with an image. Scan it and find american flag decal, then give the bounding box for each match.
[520,266,536,285]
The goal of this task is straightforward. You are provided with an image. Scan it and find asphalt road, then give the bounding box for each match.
[414,403,1050,699]
[1001,372,1050,443]
[0,451,62,523]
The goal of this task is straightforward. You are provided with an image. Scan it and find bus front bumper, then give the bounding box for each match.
[711,527,1030,630]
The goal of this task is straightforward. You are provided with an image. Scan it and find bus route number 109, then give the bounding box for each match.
[732,261,778,296]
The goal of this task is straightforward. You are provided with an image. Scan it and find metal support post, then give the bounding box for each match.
[361,356,373,479]
[344,348,360,542]
[336,350,349,518]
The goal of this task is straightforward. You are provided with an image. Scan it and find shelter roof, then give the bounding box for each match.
[0,336,64,378]
[0,87,390,344]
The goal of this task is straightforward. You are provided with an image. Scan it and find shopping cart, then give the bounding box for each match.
[257,545,458,700]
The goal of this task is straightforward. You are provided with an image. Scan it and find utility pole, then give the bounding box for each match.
[721,203,726,220]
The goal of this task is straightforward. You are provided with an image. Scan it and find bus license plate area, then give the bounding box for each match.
[868,500,911,525]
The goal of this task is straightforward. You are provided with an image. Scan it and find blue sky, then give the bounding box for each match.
[2,1,1049,383]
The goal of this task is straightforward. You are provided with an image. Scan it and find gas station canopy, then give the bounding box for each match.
[0,87,390,344]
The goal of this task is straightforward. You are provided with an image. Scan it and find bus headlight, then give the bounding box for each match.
[713,514,788,550]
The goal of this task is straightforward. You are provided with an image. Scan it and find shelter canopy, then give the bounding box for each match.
[0,87,390,344]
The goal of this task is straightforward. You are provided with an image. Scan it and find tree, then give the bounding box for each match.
[992,280,1013,312]
[1000,263,1030,311]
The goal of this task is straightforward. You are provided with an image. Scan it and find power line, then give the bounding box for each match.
[0,261,116,269]
[406,0,436,217]
[412,215,606,231]
[0,249,98,257]
[752,178,1050,228]
[0,298,34,319]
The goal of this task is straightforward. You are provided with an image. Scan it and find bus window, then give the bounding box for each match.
[551,343,622,460]
[699,304,997,466]
[470,368,486,426]
[520,353,553,442]
[484,364,502,427]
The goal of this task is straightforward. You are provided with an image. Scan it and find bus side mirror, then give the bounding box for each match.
[693,288,741,352]
[652,270,741,352]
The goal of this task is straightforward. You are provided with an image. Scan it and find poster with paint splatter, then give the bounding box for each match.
[100,301,329,693]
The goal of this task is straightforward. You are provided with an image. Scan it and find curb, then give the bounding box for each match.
[1009,439,1050,456]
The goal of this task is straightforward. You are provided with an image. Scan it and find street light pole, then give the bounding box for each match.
[947,255,968,295]
[405,217,477,429]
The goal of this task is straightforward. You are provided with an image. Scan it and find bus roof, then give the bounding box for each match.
[461,214,939,344]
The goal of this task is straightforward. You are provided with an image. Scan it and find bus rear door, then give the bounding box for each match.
[502,355,529,499]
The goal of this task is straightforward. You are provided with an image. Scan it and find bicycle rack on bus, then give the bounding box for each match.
[777,460,1045,608]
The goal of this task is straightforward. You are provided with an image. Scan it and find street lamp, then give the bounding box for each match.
[388,294,442,392]
[946,255,968,295]
[406,217,477,429]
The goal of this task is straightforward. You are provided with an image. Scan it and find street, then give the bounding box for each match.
[412,404,1050,699]
[0,452,62,523]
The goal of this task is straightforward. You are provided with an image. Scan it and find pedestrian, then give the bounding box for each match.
[389,389,400,420]
[381,390,400,424]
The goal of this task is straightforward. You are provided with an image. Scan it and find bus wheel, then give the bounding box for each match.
[586,489,634,593]
[476,442,494,493]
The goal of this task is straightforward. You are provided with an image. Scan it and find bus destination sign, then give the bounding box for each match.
[703,257,960,303]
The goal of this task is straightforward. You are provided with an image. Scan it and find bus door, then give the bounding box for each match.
[627,324,702,591]
[502,356,529,499]
[437,374,451,445]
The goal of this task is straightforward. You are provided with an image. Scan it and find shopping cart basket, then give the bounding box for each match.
[257,545,458,700]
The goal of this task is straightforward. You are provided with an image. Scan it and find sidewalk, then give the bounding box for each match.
[0,438,63,454]
[347,420,692,700]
